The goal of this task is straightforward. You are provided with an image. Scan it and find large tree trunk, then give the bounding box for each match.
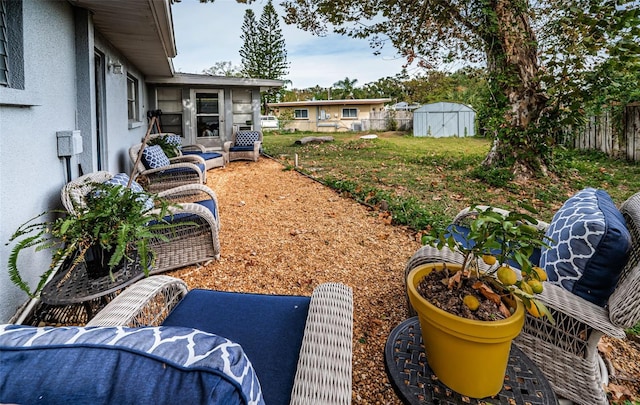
[482,1,549,179]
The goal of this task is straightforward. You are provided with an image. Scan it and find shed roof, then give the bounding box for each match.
[414,102,475,113]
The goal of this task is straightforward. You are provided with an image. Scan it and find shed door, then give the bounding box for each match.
[429,112,459,137]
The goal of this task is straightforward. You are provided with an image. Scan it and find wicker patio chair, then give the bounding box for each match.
[129,142,207,194]
[148,133,227,170]
[61,171,221,274]
[403,194,640,405]
[223,130,262,162]
[87,275,354,405]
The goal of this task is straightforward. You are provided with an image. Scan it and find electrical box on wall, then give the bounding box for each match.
[56,130,83,157]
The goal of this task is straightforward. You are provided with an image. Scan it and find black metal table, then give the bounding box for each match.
[385,317,558,405]
[39,255,147,321]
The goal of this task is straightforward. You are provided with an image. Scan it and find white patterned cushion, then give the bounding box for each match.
[164,134,183,150]
[540,188,631,306]
[103,173,154,211]
[142,145,171,169]
[235,131,260,146]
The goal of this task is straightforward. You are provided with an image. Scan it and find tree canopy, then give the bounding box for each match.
[281,0,640,178]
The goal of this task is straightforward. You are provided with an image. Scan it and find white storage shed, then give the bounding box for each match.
[413,102,476,137]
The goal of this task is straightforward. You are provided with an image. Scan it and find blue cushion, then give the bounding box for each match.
[540,188,631,306]
[164,198,218,222]
[164,134,183,150]
[142,145,171,169]
[230,145,255,152]
[182,151,223,161]
[162,289,310,405]
[103,173,154,211]
[0,324,263,405]
[164,162,205,175]
[235,131,260,146]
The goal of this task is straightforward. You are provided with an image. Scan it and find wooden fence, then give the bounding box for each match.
[362,110,413,131]
[561,103,640,161]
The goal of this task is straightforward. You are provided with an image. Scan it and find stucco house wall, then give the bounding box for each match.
[268,99,391,132]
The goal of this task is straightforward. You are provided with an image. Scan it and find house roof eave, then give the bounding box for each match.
[147,73,285,91]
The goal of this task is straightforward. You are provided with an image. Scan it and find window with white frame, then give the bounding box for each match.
[127,74,140,122]
[342,108,358,118]
[294,109,309,119]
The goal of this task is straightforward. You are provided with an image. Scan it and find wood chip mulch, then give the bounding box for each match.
[168,157,419,404]
[168,157,640,404]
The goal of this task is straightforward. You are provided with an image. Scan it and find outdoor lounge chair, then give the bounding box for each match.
[81,275,354,404]
[61,171,221,274]
[403,190,640,405]
[223,130,263,162]
[149,133,227,170]
[129,142,207,194]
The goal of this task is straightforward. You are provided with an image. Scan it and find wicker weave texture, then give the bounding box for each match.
[61,171,221,274]
[149,133,227,170]
[129,143,206,193]
[87,276,354,405]
[222,130,263,162]
[290,282,353,405]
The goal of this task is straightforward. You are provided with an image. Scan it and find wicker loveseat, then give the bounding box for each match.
[0,276,354,404]
[404,190,640,405]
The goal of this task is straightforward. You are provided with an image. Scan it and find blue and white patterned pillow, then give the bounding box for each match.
[540,188,631,306]
[235,131,260,146]
[142,145,171,169]
[0,324,264,405]
[164,134,183,151]
[104,173,154,211]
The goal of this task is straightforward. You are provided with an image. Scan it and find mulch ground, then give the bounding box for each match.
[168,157,640,404]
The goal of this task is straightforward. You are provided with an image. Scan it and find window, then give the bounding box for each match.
[294,109,308,119]
[127,74,139,122]
[342,108,358,118]
[319,109,329,120]
[157,87,183,134]
[0,0,8,87]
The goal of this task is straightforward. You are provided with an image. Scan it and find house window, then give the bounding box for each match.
[0,0,8,87]
[294,109,308,119]
[157,87,183,134]
[319,109,329,120]
[127,74,139,122]
[342,108,358,118]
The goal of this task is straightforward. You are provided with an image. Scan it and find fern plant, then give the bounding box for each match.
[6,183,180,297]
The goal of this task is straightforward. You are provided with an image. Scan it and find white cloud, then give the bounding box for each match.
[171,0,408,88]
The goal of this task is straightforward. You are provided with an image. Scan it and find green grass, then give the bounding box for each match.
[263,131,640,232]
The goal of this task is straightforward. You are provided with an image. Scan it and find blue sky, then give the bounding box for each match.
[171,0,409,89]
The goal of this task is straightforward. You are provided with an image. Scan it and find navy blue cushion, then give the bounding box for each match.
[164,163,205,174]
[182,151,223,161]
[0,324,263,405]
[540,188,631,306]
[165,198,218,222]
[162,289,310,405]
[230,145,255,152]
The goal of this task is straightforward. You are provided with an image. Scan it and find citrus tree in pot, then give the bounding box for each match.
[7,183,177,298]
[407,205,553,398]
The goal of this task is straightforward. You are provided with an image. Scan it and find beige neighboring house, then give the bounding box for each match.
[268,98,392,132]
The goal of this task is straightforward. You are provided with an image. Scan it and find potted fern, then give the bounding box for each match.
[7,182,177,298]
[407,205,553,398]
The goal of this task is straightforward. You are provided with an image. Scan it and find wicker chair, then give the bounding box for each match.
[61,171,221,274]
[223,130,262,162]
[129,142,207,194]
[87,275,354,405]
[148,133,227,170]
[404,193,640,405]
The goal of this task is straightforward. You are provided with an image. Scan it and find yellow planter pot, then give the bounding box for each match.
[406,263,525,399]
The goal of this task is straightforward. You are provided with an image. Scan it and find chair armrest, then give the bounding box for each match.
[169,155,206,165]
[152,201,220,232]
[139,162,206,182]
[536,282,625,339]
[86,276,188,327]
[290,283,353,405]
[181,144,207,153]
[223,141,232,153]
[253,141,261,152]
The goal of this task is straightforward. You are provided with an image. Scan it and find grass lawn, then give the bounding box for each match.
[263,130,640,233]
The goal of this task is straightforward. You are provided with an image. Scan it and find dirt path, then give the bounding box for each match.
[168,158,640,404]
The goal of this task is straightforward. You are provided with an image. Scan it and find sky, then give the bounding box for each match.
[170,0,410,89]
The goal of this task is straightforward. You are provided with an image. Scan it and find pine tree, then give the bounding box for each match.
[256,0,288,81]
[239,9,260,78]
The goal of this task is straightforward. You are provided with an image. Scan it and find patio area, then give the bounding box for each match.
[167,157,421,403]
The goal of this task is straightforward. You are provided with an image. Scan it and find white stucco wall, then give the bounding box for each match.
[0,0,152,322]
